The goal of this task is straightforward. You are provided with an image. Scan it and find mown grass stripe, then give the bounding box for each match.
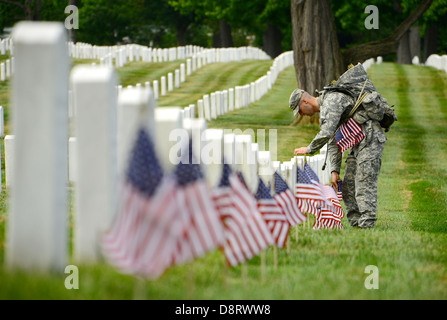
[399,65,447,234]
[157,60,272,108]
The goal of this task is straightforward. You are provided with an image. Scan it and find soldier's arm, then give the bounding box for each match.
[327,138,342,173]
[306,93,350,154]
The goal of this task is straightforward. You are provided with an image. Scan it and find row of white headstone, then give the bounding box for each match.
[0,37,12,55]
[0,58,13,82]
[195,51,294,121]
[90,50,292,124]
[67,47,279,123]
[5,21,332,274]
[1,37,13,82]
[425,54,447,73]
[69,40,271,68]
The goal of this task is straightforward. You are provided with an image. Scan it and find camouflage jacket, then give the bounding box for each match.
[306,91,356,173]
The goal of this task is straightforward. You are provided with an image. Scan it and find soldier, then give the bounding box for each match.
[289,83,388,229]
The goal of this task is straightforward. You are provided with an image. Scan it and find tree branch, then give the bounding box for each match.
[342,0,433,66]
[0,0,24,10]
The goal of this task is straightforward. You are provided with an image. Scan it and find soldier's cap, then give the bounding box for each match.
[289,88,304,117]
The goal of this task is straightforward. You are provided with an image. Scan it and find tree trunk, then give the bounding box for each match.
[68,0,78,43]
[423,24,438,62]
[409,26,421,61]
[343,0,433,66]
[219,20,234,47]
[291,0,343,95]
[397,30,412,64]
[212,31,221,48]
[177,24,186,46]
[290,0,344,124]
[263,24,282,59]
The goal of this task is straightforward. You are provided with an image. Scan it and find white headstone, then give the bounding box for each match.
[180,63,186,82]
[70,65,118,263]
[0,63,5,81]
[183,118,207,175]
[168,72,174,91]
[4,135,14,189]
[197,99,204,119]
[161,76,167,96]
[203,94,211,121]
[210,92,217,119]
[117,86,156,176]
[189,103,196,118]
[186,59,192,76]
[153,80,159,100]
[223,90,228,114]
[7,22,68,272]
[223,133,236,170]
[258,151,272,186]
[202,129,224,188]
[229,88,234,111]
[215,91,221,116]
[154,107,183,173]
[235,135,257,193]
[6,59,11,78]
[412,56,420,65]
[68,137,77,183]
[0,106,4,138]
[175,69,180,88]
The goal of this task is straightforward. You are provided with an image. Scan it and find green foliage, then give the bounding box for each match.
[77,0,143,45]
[333,0,447,54]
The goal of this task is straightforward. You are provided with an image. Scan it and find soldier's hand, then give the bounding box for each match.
[331,171,341,190]
[294,147,308,155]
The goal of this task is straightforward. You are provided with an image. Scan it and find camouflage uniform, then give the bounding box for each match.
[289,89,387,228]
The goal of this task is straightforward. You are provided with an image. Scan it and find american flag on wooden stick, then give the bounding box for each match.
[212,164,273,267]
[295,166,327,216]
[335,180,343,202]
[273,172,307,226]
[314,185,344,230]
[255,178,290,248]
[335,118,365,153]
[171,140,225,265]
[102,128,181,279]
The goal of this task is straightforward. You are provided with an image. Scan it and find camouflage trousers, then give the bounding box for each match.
[342,120,387,228]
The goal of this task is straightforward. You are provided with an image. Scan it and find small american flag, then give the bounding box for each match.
[335,180,343,202]
[255,178,290,248]
[295,166,327,216]
[274,172,307,226]
[314,185,344,230]
[102,128,181,279]
[212,164,273,267]
[335,118,365,153]
[172,140,225,265]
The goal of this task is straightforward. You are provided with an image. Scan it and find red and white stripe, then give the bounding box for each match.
[257,198,290,248]
[295,183,327,216]
[313,185,344,230]
[171,179,225,265]
[337,118,365,153]
[274,188,307,226]
[102,177,180,279]
[213,173,274,267]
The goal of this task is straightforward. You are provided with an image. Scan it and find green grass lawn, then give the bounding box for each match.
[0,60,446,300]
